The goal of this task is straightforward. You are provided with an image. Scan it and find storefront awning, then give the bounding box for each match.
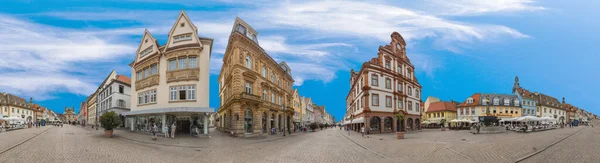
[347,117,365,124]
[122,107,214,116]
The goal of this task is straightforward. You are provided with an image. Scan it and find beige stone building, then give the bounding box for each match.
[292,89,302,128]
[123,10,213,135]
[216,17,295,136]
[344,32,423,134]
[64,106,76,123]
[86,91,98,126]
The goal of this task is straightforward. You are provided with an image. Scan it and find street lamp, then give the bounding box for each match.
[282,105,286,136]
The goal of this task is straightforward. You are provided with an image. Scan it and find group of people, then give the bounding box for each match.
[150,123,177,140]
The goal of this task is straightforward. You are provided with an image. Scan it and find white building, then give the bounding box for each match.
[0,93,35,122]
[302,97,314,125]
[535,92,566,124]
[97,71,131,118]
[123,10,213,135]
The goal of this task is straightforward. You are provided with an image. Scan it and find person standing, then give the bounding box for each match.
[163,125,168,138]
[167,125,171,138]
[151,123,158,140]
[171,123,176,138]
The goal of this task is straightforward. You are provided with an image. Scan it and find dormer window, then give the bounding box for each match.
[173,34,192,42]
[504,99,510,106]
[237,24,247,35]
[140,47,152,57]
[467,98,473,104]
[514,99,519,106]
[493,98,499,105]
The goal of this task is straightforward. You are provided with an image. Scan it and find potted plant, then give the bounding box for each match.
[440,119,447,131]
[100,111,122,138]
[395,112,405,139]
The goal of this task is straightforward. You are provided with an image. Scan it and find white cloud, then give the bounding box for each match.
[0,15,137,100]
[406,53,441,78]
[424,0,545,16]
[31,0,544,87]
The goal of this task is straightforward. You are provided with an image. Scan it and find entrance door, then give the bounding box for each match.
[244,109,253,134]
[262,112,267,133]
[177,120,191,134]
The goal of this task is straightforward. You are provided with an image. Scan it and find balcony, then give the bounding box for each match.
[135,75,159,91]
[166,68,199,83]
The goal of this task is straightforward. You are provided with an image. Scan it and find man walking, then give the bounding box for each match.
[361,126,365,137]
[151,123,158,140]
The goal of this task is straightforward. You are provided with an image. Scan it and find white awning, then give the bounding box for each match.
[348,117,365,124]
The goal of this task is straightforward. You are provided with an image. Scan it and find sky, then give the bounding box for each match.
[0,0,598,121]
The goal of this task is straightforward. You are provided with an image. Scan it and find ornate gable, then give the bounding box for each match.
[134,29,160,64]
[163,10,202,53]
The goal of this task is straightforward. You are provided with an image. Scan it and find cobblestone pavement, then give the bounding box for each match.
[0,125,384,163]
[0,122,598,163]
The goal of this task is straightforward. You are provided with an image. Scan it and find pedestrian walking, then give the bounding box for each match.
[151,123,158,140]
[361,126,365,137]
[166,125,171,138]
[171,123,176,138]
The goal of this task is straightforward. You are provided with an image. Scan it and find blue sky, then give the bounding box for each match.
[0,0,598,121]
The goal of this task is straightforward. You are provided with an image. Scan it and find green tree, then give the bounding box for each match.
[100,111,122,130]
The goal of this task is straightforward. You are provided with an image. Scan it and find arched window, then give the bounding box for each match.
[384,117,393,131]
[370,117,381,131]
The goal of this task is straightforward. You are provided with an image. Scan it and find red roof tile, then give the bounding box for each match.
[427,101,457,113]
[115,75,131,85]
[458,93,480,107]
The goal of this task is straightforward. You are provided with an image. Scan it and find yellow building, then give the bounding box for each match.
[292,89,302,128]
[457,93,522,122]
[424,101,457,127]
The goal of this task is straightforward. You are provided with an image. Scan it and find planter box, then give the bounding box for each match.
[104,130,114,138]
[396,132,405,139]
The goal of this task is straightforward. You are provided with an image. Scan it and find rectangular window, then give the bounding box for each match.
[137,72,142,81]
[144,92,149,104]
[178,58,186,69]
[151,90,156,103]
[144,68,149,78]
[178,86,187,100]
[151,64,158,75]
[385,78,391,89]
[188,86,195,100]
[119,85,124,94]
[407,87,412,96]
[408,102,412,111]
[397,83,402,92]
[262,67,267,77]
[372,94,379,106]
[170,87,177,101]
[168,59,176,71]
[271,93,275,103]
[398,100,403,109]
[263,90,267,101]
[386,96,392,107]
[385,61,390,69]
[138,93,142,104]
[472,108,475,115]
[245,82,252,94]
[371,75,378,86]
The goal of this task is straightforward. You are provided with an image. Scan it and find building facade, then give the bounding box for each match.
[97,73,131,126]
[64,107,76,123]
[80,102,87,125]
[314,105,323,124]
[424,101,457,127]
[216,17,295,136]
[457,93,522,122]
[292,89,302,128]
[302,97,314,125]
[0,93,35,122]
[87,92,98,126]
[124,10,213,136]
[512,76,537,116]
[535,93,565,124]
[344,32,422,134]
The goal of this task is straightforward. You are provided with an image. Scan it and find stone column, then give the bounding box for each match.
[380,116,384,133]
[162,114,167,133]
[203,114,209,135]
